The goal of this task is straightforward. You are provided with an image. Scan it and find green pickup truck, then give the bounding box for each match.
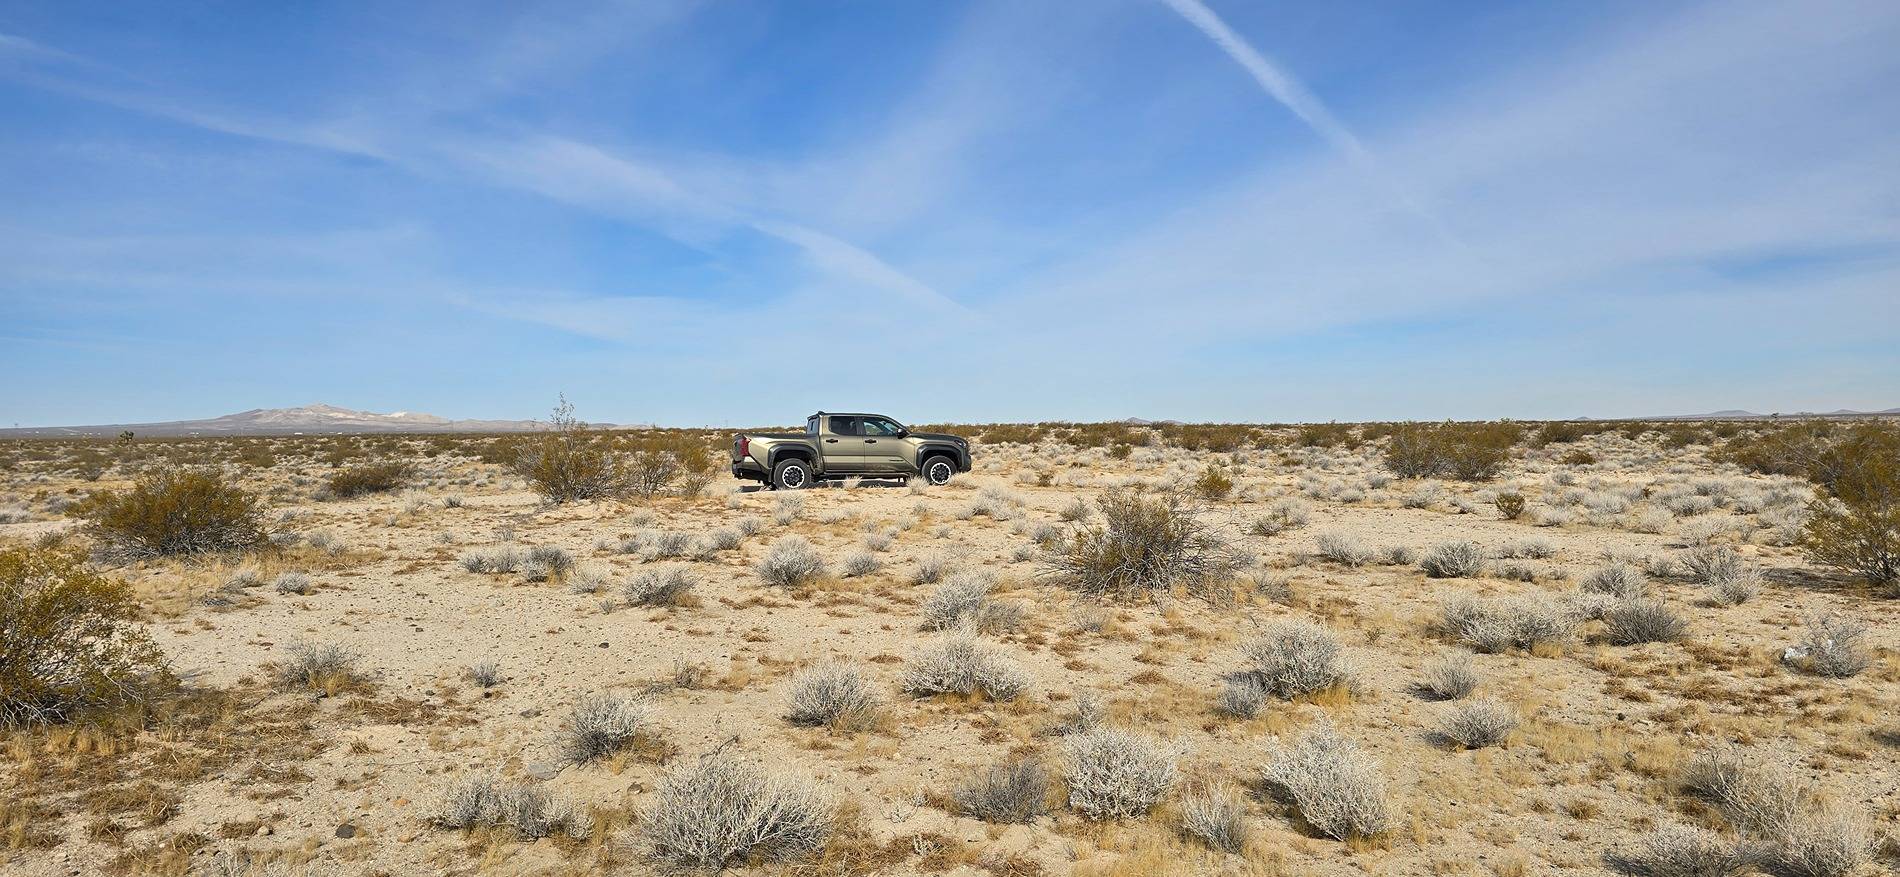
[730,412,972,489]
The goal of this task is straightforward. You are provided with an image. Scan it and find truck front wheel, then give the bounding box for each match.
[921,455,956,486]
[772,458,814,490]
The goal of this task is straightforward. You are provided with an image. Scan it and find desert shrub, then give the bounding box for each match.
[1682,747,1804,836]
[74,468,267,557]
[910,551,954,585]
[1194,465,1234,501]
[325,461,410,498]
[459,546,523,574]
[1383,421,1521,481]
[433,775,587,840]
[1437,698,1518,748]
[1495,492,1527,520]
[920,571,1015,632]
[1180,784,1249,853]
[1239,620,1349,699]
[272,571,312,595]
[1248,498,1311,536]
[1420,541,1486,578]
[1260,721,1391,842]
[513,396,630,503]
[1216,674,1270,718]
[1800,424,1899,593]
[901,631,1030,701]
[1064,727,1179,820]
[466,660,502,688]
[625,432,716,500]
[1605,824,1765,877]
[625,566,696,606]
[641,749,834,870]
[0,545,172,725]
[1773,804,1872,877]
[1706,562,1762,606]
[1048,488,1237,599]
[1681,546,1741,585]
[1604,599,1688,645]
[1441,594,1577,653]
[1314,531,1374,567]
[755,536,826,588]
[1421,651,1478,700]
[1582,562,1650,600]
[954,758,1049,824]
[274,640,358,695]
[1794,613,1868,678]
[521,545,574,582]
[784,661,882,731]
[560,693,653,765]
[839,550,881,578]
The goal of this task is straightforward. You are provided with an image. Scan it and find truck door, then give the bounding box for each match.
[858,416,909,472]
[821,416,864,472]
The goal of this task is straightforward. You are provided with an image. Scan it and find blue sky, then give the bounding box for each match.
[2,0,1897,427]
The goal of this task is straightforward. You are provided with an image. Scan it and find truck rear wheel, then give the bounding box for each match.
[772,458,814,490]
[921,455,955,486]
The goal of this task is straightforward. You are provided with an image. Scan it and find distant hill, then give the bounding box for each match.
[1631,407,1900,421]
[0,403,614,437]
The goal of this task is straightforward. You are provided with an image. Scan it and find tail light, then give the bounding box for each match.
[736,436,749,458]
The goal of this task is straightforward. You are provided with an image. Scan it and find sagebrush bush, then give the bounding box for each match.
[272,571,312,595]
[839,549,881,578]
[560,693,652,765]
[901,631,1030,701]
[466,660,502,688]
[921,570,991,630]
[1260,721,1391,841]
[521,545,574,582]
[1314,531,1374,567]
[1421,651,1478,700]
[625,566,696,607]
[1048,488,1238,598]
[1773,804,1872,877]
[755,536,826,588]
[1420,541,1486,578]
[1064,727,1179,820]
[784,661,882,731]
[1582,562,1649,600]
[325,461,410,498]
[1441,594,1576,653]
[0,545,172,725]
[1796,613,1868,678]
[954,758,1049,824]
[1437,698,1518,748]
[1180,784,1249,854]
[1682,747,1803,837]
[74,468,267,557]
[1239,620,1349,699]
[642,749,833,870]
[1604,598,1688,645]
[459,546,523,574]
[1605,824,1765,877]
[1216,674,1270,718]
[433,774,588,840]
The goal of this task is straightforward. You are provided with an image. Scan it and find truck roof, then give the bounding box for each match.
[810,411,892,419]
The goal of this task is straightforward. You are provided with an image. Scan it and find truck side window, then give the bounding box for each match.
[862,418,901,436]
[829,417,860,436]
[806,416,819,434]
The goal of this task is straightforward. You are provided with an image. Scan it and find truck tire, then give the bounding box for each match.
[921,454,956,486]
[772,457,814,490]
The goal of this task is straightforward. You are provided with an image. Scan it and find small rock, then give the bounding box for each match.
[335,823,357,839]
[255,825,273,837]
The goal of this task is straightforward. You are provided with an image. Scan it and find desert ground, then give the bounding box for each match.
[0,422,1894,877]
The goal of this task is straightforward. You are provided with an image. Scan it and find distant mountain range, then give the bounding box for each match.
[0,403,616,437]
[1623,407,1900,421]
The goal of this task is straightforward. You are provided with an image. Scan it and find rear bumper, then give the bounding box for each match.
[731,459,770,481]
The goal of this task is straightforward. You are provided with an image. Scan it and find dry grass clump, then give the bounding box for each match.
[1792,613,1868,678]
[1063,727,1179,820]
[1436,698,1518,748]
[1047,488,1238,599]
[901,631,1030,702]
[1603,598,1689,645]
[1420,540,1486,578]
[324,461,410,498]
[1,544,172,725]
[641,748,834,870]
[1180,783,1250,854]
[74,468,267,557]
[1441,594,1576,653]
[1260,721,1391,842]
[1314,531,1375,567]
[1604,824,1765,877]
[433,774,588,840]
[954,758,1049,824]
[1238,620,1350,699]
[1420,651,1479,700]
[756,536,826,588]
[560,693,653,765]
[274,641,359,695]
[784,661,883,731]
[625,566,696,607]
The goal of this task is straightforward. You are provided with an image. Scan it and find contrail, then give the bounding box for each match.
[1159,0,1461,245]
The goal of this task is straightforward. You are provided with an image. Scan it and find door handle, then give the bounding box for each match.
[865,439,877,443]
[824,439,838,443]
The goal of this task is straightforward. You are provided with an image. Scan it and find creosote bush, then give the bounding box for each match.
[561,693,653,765]
[642,748,834,870]
[1798,425,1900,593]
[1063,727,1179,820]
[0,544,173,725]
[1048,488,1238,599]
[1383,421,1521,481]
[74,468,267,557]
[784,661,882,731]
[1260,721,1392,842]
[1494,492,1527,520]
[755,536,826,588]
[954,758,1049,824]
[325,461,411,498]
